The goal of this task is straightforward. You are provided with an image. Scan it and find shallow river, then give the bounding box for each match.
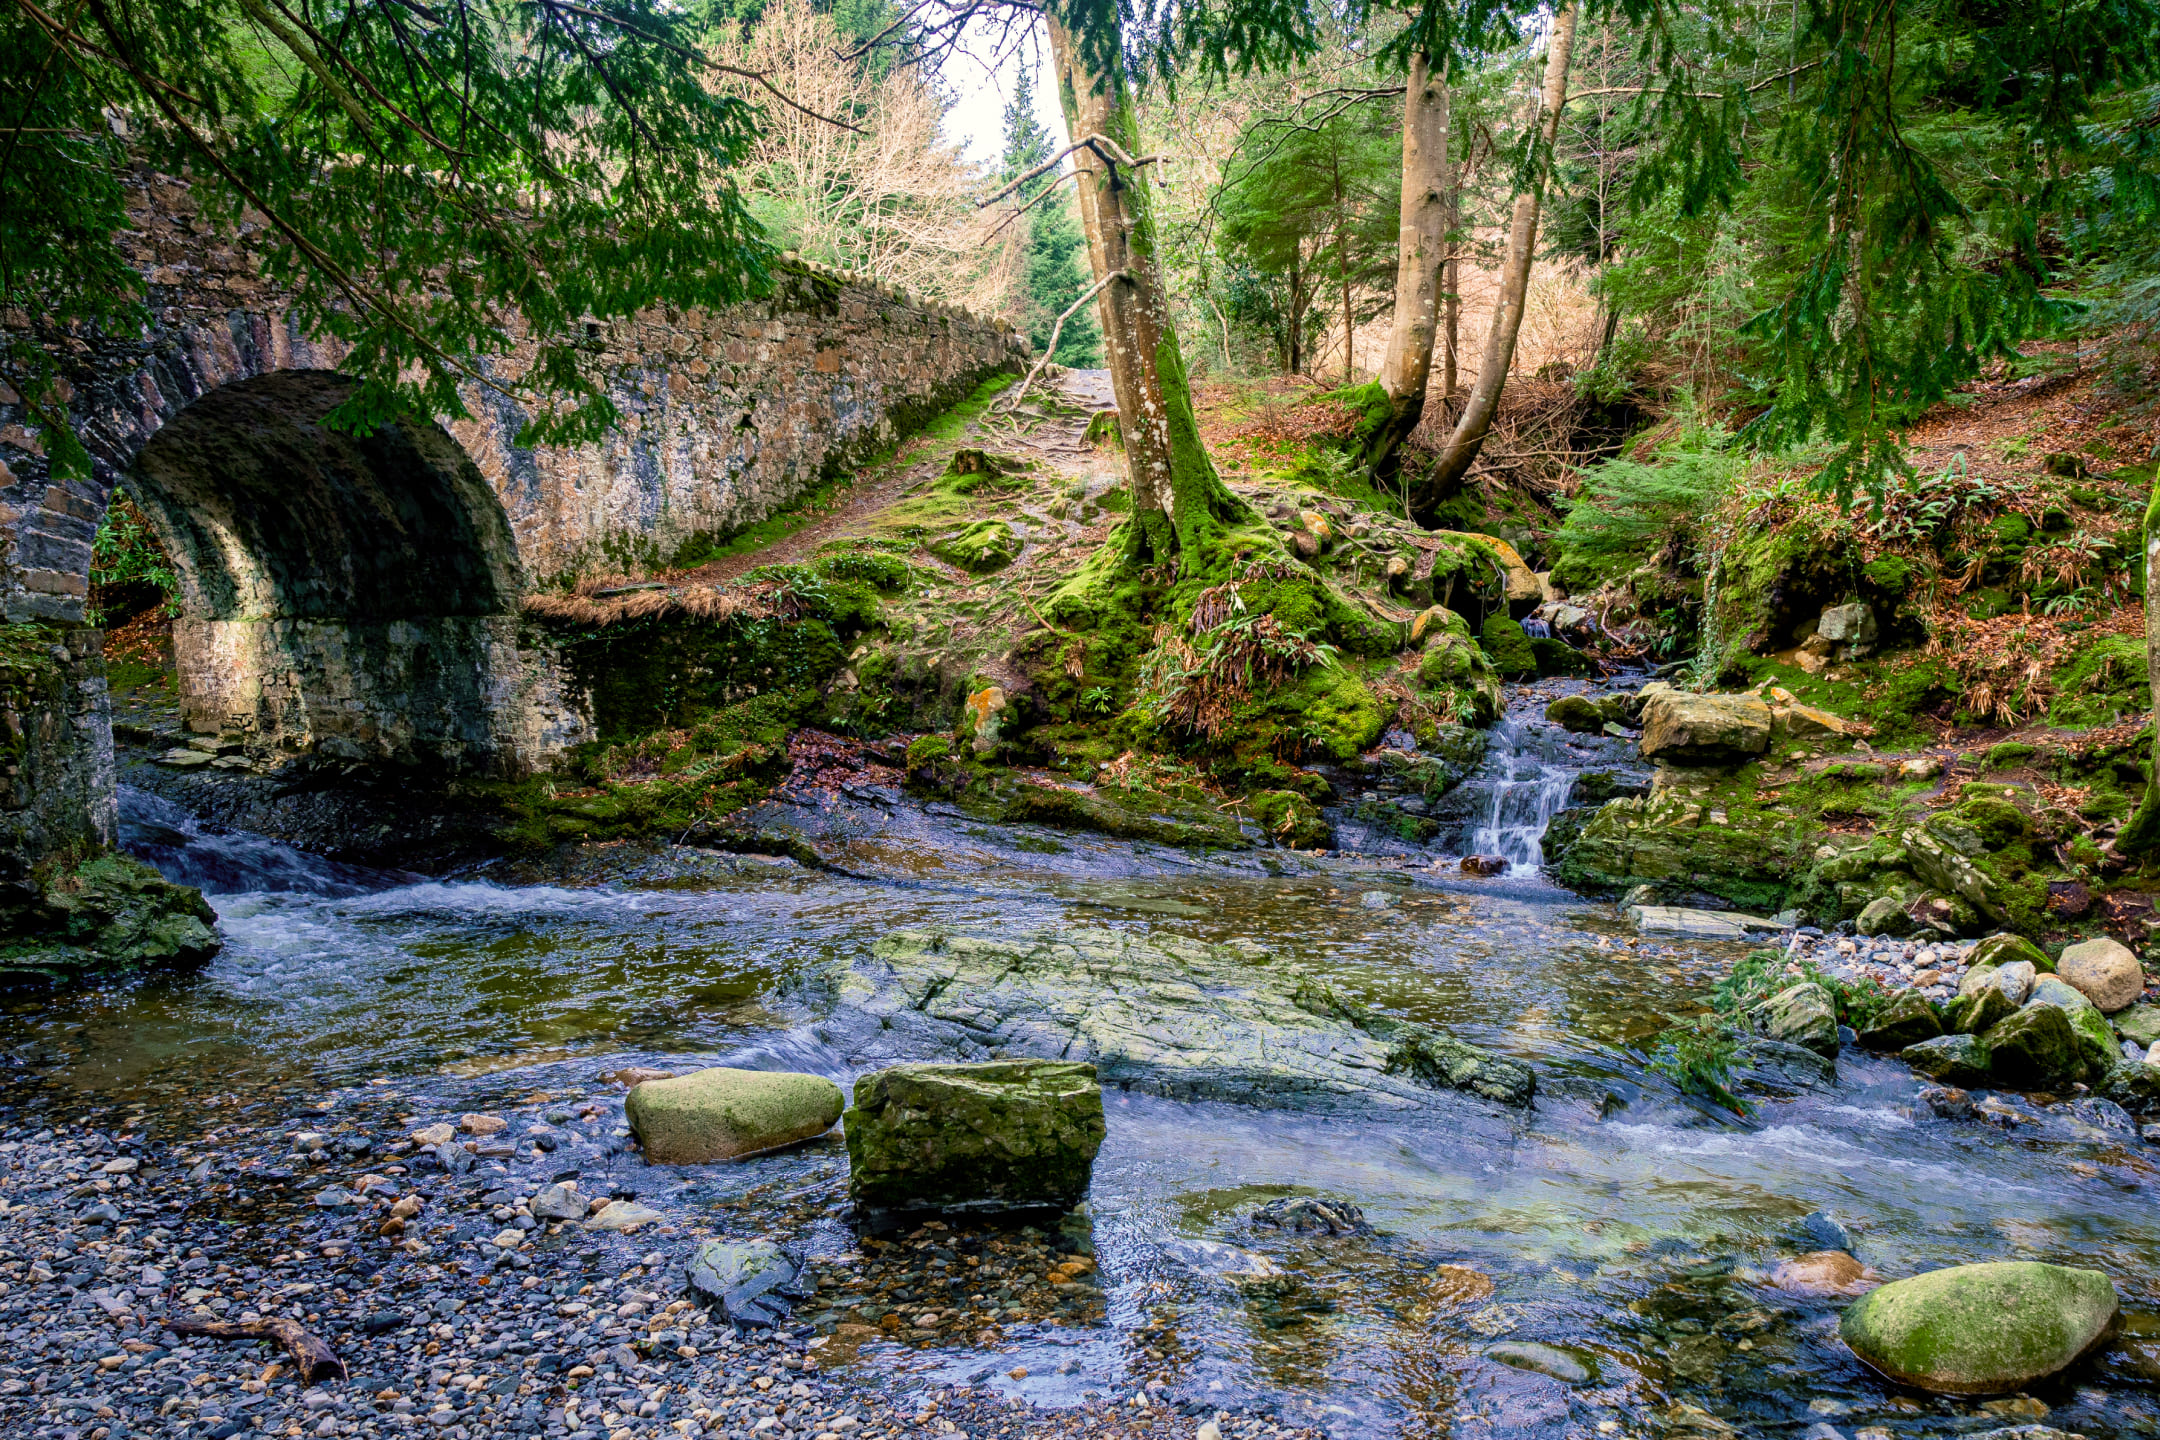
[7,780,2158,1438]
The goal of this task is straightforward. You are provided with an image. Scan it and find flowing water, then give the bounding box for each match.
[7,769,2159,1438]
[1463,720,1584,872]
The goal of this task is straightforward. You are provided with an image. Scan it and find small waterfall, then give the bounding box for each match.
[119,785,407,897]
[1464,719,1580,872]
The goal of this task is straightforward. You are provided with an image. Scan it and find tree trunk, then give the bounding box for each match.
[1288,252,1304,374]
[1336,165,1354,382]
[2117,479,2160,853]
[1046,13,1243,564]
[1412,3,1579,521]
[1362,49,1451,471]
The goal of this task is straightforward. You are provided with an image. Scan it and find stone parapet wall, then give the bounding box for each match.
[0,168,1030,622]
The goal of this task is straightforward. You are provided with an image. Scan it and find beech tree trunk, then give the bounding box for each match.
[1412,3,1579,521]
[1046,14,1244,564]
[1364,49,1452,473]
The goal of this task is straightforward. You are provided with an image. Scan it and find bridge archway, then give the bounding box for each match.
[123,369,551,770]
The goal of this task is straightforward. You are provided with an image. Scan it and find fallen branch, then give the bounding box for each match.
[164,1315,347,1385]
[997,269,1126,413]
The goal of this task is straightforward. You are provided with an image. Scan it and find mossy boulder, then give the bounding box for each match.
[2114,1004,2160,1048]
[1753,982,1839,1059]
[0,855,220,985]
[2065,1002,2122,1077]
[1950,982,2020,1036]
[1902,1033,1992,1085]
[1980,1004,2087,1088]
[1546,695,1604,733]
[1248,790,1330,849]
[1969,933,2054,975]
[1857,990,1942,1051]
[2101,1061,2160,1115]
[1478,615,1538,678]
[624,1067,844,1164]
[842,1059,1106,1231]
[929,520,1022,573]
[1840,1261,2120,1395]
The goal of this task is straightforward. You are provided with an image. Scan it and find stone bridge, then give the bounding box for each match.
[1,170,1028,883]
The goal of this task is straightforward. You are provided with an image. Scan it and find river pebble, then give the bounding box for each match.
[1785,933,1975,1001]
[0,1102,1322,1440]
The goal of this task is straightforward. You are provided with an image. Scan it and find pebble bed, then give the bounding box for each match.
[1787,933,1978,1002]
[0,1090,1320,1440]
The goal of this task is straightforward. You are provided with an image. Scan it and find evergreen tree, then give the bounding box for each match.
[1000,66,1102,366]
[1215,100,1401,377]
[2,0,774,475]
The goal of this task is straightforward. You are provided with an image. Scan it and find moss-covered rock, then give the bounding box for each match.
[929,520,1022,573]
[0,855,220,985]
[1753,982,1840,1058]
[1248,790,1330,849]
[1857,990,1942,1051]
[1969,933,2054,974]
[1478,615,1538,678]
[1980,1003,2088,1087]
[1547,695,1604,733]
[1840,1261,2120,1395]
[625,1067,844,1164]
[842,1059,1106,1230]
[1902,1033,1992,1085]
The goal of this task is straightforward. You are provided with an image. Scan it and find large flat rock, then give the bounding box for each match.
[817,927,1535,1113]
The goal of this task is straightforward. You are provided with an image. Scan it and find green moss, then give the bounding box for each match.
[2047,634,2148,728]
[1478,615,1538,678]
[1246,790,1330,849]
[928,520,1021,574]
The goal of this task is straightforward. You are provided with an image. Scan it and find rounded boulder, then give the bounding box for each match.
[1840,1261,2119,1394]
[2056,937,2148,1013]
[624,1066,844,1164]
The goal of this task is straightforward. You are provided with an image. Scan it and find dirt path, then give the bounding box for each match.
[683,369,1117,584]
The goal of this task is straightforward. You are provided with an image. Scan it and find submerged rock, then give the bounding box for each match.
[1251,1195,1371,1236]
[1839,1261,2120,1394]
[624,1066,844,1164]
[2056,937,2147,1014]
[687,1239,811,1328]
[843,1059,1104,1231]
[1484,1340,1597,1385]
[1770,1250,1879,1298]
[826,927,1536,1113]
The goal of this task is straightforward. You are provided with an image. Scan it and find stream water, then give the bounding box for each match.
[1463,720,1584,872]
[6,746,2159,1437]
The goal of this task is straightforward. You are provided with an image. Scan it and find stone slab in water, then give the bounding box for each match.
[1626,904,1781,940]
[824,927,1535,1112]
[623,1066,844,1164]
[843,1060,1104,1231]
[1840,1260,2119,1394]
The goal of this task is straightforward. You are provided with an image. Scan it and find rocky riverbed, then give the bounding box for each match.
[6,757,2160,1440]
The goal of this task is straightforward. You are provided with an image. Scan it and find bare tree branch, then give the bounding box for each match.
[998,267,1126,410]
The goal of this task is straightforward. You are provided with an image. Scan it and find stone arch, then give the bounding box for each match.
[123,369,567,770]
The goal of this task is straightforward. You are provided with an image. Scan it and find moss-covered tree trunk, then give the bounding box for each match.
[1046,13,1246,567]
[1359,50,1452,478]
[2118,476,2160,853]
[1411,3,1578,521]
